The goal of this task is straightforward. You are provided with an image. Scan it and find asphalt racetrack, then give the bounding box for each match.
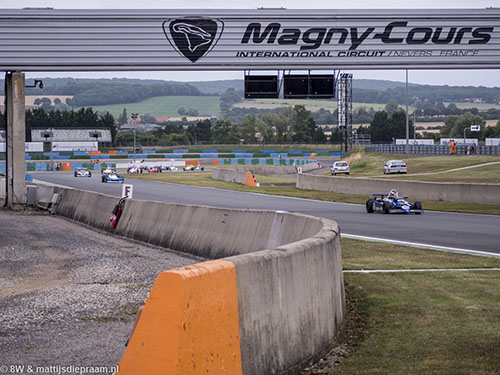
[35,171,500,256]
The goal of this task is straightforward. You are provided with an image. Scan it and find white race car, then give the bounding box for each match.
[102,167,116,176]
[74,168,91,177]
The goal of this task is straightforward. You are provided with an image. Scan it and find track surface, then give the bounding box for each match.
[35,172,500,255]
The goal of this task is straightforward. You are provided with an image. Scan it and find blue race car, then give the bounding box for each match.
[366,190,423,214]
[101,172,124,183]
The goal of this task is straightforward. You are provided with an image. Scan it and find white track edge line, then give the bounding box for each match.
[342,233,500,258]
[344,268,500,273]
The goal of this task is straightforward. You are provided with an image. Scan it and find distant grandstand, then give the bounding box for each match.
[31,128,112,143]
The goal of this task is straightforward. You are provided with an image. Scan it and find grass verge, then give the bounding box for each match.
[126,172,500,215]
[342,150,500,182]
[301,239,500,375]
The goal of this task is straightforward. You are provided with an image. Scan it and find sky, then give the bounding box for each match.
[2,0,500,87]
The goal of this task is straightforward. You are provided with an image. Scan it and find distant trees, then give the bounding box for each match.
[177,107,199,116]
[438,112,500,140]
[22,107,117,144]
[117,108,128,126]
[358,109,414,143]
[220,88,242,113]
[65,82,202,107]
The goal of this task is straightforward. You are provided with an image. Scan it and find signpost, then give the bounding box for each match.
[121,184,133,199]
[464,125,481,144]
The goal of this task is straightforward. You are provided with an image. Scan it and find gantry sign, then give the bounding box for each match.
[0,8,500,71]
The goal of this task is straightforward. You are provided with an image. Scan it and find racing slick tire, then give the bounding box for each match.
[366,199,374,213]
[414,201,422,214]
[88,172,92,177]
[383,201,391,214]
[101,176,106,183]
[74,171,77,177]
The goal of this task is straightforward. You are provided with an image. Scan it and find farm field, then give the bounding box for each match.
[234,99,389,112]
[81,95,221,118]
[415,119,499,134]
[444,101,500,110]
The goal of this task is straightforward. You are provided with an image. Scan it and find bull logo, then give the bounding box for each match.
[163,18,224,63]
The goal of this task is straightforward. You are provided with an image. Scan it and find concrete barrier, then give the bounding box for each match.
[219,163,320,175]
[52,187,344,374]
[212,163,321,185]
[212,168,247,184]
[0,178,5,199]
[229,218,344,374]
[296,173,500,205]
[119,260,242,374]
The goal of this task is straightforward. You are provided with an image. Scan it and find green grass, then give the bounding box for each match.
[343,150,500,177]
[341,238,500,270]
[387,163,500,184]
[126,171,500,215]
[82,95,221,117]
[315,239,500,375]
[335,271,500,375]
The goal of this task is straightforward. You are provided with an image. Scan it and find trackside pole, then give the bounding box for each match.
[5,71,26,209]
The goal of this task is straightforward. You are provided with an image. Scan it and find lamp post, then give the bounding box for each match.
[41,129,54,169]
[131,113,138,163]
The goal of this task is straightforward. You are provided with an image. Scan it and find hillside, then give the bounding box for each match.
[86,95,221,118]
[3,77,500,108]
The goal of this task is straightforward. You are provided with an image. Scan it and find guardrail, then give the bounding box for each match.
[366,144,500,155]
[50,187,345,375]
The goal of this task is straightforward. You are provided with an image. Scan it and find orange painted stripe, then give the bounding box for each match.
[185,160,200,166]
[117,260,242,375]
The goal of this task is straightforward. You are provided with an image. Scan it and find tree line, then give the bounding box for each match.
[115,105,329,146]
[357,107,500,143]
[0,107,117,143]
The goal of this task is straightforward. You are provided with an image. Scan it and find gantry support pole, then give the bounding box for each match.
[5,71,26,210]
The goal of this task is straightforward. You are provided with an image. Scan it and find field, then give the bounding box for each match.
[234,98,388,112]
[341,150,500,184]
[325,238,500,375]
[444,101,500,110]
[415,119,498,135]
[83,95,221,117]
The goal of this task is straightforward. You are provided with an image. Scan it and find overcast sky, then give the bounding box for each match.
[3,0,500,87]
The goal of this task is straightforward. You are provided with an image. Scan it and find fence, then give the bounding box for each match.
[366,144,500,156]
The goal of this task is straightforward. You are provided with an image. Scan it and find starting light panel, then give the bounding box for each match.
[284,74,335,99]
[244,75,279,99]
